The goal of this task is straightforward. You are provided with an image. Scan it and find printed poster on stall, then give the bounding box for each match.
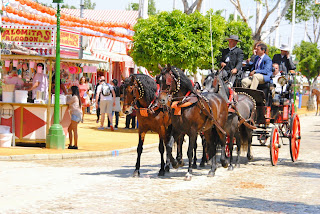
[1,25,54,46]
[60,29,80,50]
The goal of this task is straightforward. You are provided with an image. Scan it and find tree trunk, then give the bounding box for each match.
[307,81,315,111]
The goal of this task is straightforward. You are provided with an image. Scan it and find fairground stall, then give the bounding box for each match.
[0,53,104,146]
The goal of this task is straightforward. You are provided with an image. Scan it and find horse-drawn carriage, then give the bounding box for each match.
[233,71,301,166]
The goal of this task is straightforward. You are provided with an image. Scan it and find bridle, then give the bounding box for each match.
[161,67,181,96]
[123,78,145,109]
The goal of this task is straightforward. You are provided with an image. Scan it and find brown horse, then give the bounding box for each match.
[312,88,320,116]
[203,72,256,170]
[158,65,229,180]
[122,74,178,177]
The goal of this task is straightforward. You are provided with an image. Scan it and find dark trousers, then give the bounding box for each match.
[107,111,119,128]
[96,106,100,121]
[125,114,136,128]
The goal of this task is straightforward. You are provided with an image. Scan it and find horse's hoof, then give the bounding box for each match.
[200,161,205,167]
[236,163,240,168]
[228,165,234,171]
[221,160,228,168]
[158,170,165,176]
[192,163,197,169]
[247,155,254,161]
[184,173,192,181]
[165,165,170,172]
[133,170,140,177]
[172,161,179,169]
[207,170,215,177]
[178,160,185,167]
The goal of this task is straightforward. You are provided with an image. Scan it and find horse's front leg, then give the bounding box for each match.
[185,133,197,181]
[218,131,228,168]
[176,136,184,167]
[165,135,178,171]
[200,133,207,167]
[133,132,146,177]
[192,135,198,169]
[235,133,241,168]
[227,133,235,171]
[204,129,217,177]
[247,129,254,161]
[158,138,166,176]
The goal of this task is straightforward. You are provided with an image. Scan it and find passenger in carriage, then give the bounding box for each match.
[272,44,296,74]
[271,63,282,106]
[220,35,244,88]
[241,43,273,90]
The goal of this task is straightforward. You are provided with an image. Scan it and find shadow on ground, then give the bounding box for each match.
[202,196,320,213]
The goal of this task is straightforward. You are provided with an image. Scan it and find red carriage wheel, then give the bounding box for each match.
[270,127,280,166]
[290,114,301,162]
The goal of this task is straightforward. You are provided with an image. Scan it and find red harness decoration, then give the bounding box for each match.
[228,88,234,104]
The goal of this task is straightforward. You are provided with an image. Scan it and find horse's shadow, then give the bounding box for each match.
[202,196,320,213]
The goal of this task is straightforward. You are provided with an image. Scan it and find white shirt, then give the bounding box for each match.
[96,83,113,101]
[272,72,283,93]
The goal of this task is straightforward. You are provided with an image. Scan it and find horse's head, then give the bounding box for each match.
[203,72,219,93]
[157,64,181,105]
[122,75,141,115]
[312,89,317,96]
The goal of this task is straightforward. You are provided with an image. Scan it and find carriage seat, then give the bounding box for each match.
[257,82,271,105]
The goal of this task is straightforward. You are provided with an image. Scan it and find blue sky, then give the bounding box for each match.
[38,0,311,48]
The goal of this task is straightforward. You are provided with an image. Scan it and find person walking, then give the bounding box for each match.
[85,77,93,114]
[66,86,82,149]
[108,79,121,129]
[94,76,105,123]
[78,76,89,122]
[95,78,116,131]
[220,35,244,87]
[241,43,273,90]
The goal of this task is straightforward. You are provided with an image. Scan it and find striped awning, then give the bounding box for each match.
[61,9,139,26]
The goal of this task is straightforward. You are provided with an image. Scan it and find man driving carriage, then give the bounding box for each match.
[241,43,273,90]
[220,35,244,88]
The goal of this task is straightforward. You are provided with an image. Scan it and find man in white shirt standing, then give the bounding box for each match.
[95,79,116,131]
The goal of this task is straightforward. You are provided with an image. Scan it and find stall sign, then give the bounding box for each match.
[1,25,54,46]
[60,29,80,50]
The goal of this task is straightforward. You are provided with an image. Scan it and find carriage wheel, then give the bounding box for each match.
[290,114,301,162]
[270,127,280,166]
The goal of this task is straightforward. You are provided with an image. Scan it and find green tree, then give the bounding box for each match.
[84,0,96,9]
[126,0,157,15]
[62,4,77,9]
[267,45,281,60]
[127,3,139,11]
[285,0,320,43]
[130,10,226,74]
[148,0,156,15]
[293,41,320,110]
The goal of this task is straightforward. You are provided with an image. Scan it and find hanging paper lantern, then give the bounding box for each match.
[69,66,77,74]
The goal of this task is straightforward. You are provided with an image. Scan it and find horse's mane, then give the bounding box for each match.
[170,66,194,93]
[131,74,157,104]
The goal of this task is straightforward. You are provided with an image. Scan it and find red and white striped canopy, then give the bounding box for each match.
[61,9,139,26]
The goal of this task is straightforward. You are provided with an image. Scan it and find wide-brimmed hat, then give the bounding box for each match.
[225,35,241,42]
[279,44,290,52]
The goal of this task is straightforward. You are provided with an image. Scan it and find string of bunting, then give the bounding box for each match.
[2,16,131,44]
[3,5,133,41]
[14,0,135,31]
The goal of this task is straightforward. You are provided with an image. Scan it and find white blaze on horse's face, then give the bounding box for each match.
[123,105,133,115]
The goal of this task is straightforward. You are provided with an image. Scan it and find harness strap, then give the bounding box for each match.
[197,95,227,135]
